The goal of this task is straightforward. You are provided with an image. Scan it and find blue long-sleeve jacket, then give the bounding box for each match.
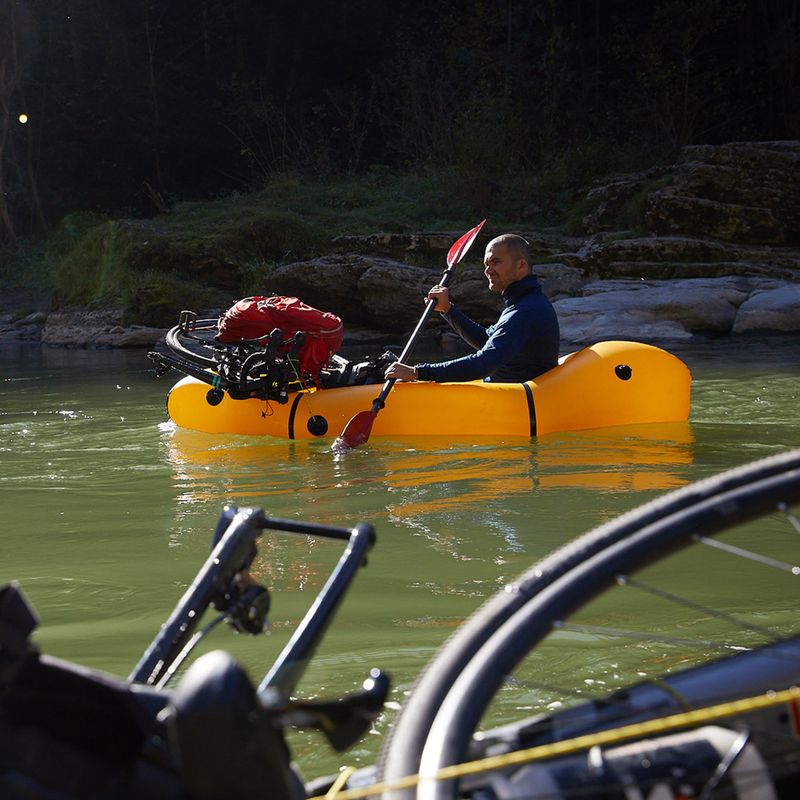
[415,274,560,383]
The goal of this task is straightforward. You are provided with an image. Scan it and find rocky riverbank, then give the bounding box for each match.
[2,140,799,350]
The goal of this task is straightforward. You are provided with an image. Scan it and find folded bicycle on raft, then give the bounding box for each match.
[3,448,800,799]
[148,296,396,406]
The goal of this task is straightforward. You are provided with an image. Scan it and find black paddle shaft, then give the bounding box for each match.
[333,219,485,450]
[371,261,459,411]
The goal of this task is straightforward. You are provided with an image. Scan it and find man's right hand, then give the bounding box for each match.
[427,285,451,313]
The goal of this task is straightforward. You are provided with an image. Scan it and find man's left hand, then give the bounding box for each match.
[384,361,418,381]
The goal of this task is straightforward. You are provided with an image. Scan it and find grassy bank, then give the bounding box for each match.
[0,154,658,324]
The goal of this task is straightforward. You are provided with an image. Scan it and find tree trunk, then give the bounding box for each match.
[0,60,18,245]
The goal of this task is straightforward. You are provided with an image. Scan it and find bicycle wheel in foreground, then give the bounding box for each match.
[377,447,800,800]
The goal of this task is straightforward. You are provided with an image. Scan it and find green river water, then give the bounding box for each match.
[1,336,799,779]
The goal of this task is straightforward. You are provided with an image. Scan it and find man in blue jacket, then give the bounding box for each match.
[385,233,560,383]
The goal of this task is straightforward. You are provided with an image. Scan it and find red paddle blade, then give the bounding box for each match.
[331,409,378,452]
[446,219,487,267]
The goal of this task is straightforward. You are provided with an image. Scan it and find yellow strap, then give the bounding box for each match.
[325,766,358,799]
[308,685,800,800]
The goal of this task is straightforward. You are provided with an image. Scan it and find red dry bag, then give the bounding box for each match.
[217,296,344,381]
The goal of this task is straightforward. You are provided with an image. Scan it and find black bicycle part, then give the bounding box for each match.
[130,506,376,698]
[275,667,391,752]
[258,520,375,700]
[0,506,382,799]
[377,447,800,800]
[129,506,264,685]
[151,315,314,405]
[165,650,304,800]
[0,583,39,688]
[165,317,219,367]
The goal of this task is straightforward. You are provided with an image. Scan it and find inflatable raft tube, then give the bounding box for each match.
[164,340,691,439]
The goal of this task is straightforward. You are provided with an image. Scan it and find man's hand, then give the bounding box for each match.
[384,361,418,381]
[427,285,452,313]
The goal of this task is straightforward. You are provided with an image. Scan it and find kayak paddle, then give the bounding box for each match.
[332,219,487,453]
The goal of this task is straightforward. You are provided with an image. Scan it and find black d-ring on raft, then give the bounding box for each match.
[307,415,328,436]
[206,388,225,406]
[615,363,632,380]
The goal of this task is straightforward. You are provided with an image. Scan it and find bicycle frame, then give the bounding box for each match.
[130,505,376,702]
[0,506,387,800]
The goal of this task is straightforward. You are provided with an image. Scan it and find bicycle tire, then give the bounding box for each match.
[165,320,219,368]
[377,447,800,798]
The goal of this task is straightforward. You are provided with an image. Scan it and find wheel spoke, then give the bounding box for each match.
[618,574,784,642]
[694,534,800,574]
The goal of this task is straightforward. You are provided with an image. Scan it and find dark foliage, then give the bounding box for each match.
[1,0,798,242]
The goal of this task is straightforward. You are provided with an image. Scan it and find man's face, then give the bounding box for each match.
[483,243,525,293]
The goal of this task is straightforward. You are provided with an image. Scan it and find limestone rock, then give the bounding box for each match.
[42,308,166,348]
[446,273,499,322]
[332,229,580,266]
[645,193,786,244]
[265,254,372,321]
[553,276,779,344]
[534,263,586,299]
[266,254,442,331]
[553,231,800,284]
[581,165,672,234]
[357,261,442,331]
[646,142,800,245]
[332,232,463,263]
[732,284,800,334]
[582,141,800,246]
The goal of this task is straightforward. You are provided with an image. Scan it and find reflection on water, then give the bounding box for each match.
[162,421,695,515]
[159,421,696,579]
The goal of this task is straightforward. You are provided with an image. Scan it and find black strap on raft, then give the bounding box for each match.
[286,393,304,439]
[522,382,537,437]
